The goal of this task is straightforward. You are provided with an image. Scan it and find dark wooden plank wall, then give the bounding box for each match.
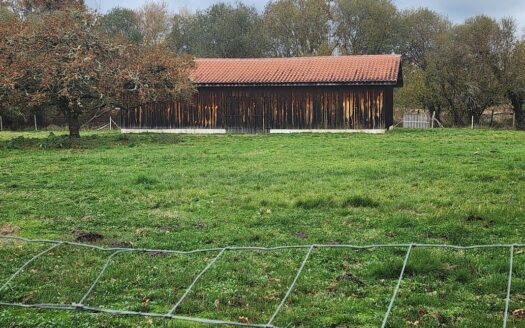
[121,86,393,131]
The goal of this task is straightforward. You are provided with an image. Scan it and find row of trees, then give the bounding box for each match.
[0,0,195,137]
[102,0,417,59]
[1,0,524,131]
[99,0,525,129]
[397,16,525,128]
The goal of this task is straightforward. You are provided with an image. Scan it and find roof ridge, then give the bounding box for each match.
[195,54,401,61]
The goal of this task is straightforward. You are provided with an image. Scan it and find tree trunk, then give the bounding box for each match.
[509,93,525,130]
[434,107,442,123]
[58,98,81,138]
[474,111,483,127]
[66,112,81,138]
[445,96,464,127]
[515,106,525,130]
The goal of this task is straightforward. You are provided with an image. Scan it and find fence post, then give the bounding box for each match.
[34,114,38,131]
[431,112,435,129]
[0,115,3,131]
[109,116,112,131]
[471,116,474,129]
[513,113,516,129]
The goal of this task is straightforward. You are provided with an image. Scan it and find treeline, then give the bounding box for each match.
[100,0,525,129]
[1,0,525,129]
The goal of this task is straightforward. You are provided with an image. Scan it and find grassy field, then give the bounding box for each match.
[0,129,525,327]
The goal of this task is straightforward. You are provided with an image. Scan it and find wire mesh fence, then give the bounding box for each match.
[0,236,522,327]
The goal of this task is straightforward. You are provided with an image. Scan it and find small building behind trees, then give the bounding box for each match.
[121,55,403,133]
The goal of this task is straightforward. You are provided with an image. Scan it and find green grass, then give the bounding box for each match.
[0,129,524,327]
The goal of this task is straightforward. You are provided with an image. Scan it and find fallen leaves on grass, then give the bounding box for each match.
[0,224,20,236]
[135,228,147,235]
[193,223,206,230]
[513,309,525,319]
[239,316,250,324]
[110,240,133,248]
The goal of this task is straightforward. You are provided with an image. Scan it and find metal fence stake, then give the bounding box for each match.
[503,245,515,328]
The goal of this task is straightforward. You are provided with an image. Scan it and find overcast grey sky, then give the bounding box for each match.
[86,0,525,33]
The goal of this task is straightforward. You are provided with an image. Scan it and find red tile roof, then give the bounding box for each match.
[192,55,402,86]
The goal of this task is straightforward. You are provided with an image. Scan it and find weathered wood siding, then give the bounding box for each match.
[121,86,394,132]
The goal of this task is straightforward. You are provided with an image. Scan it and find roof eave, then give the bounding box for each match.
[195,81,401,88]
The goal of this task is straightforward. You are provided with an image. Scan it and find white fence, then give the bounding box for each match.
[403,113,431,129]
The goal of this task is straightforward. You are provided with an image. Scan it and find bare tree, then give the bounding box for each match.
[136,0,171,46]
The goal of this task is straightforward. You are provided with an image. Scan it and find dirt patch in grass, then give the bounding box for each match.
[336,272,365,286]
[72,229,104,242]
[464,214,486,222]
[292,231,308,240]
[148,251,170,257]
[0,224,20,236]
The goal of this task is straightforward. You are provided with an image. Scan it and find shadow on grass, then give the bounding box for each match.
[295,195,381,210]
[342,195,380,208]
[0,132,183,150]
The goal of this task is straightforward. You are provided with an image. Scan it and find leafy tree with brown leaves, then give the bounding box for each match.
[0,6,194,138]
[0,0,85,16]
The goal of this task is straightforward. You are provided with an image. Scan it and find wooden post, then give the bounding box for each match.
[0,115,3,131]
[471,116,474,129]
[109,116,112,131]
[34,114,38,131]
[431,111,435,129]
[513,113,516,129]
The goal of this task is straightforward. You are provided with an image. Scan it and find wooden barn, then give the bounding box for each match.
[121,55,403,134]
